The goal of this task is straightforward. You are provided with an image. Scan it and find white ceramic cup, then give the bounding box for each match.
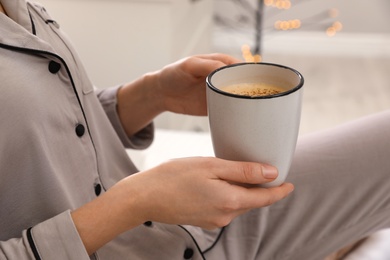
[206,62,304,187]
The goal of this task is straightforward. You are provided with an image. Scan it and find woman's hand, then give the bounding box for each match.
[121,157,294,229]
[155,53,241,116]
[71,157,293,255]
[117,54,241,136]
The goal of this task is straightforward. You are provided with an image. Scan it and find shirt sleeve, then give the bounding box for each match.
[0,211,90,260]
[96,86,154,149]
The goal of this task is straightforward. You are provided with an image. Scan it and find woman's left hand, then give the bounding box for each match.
[156,53,241,116]
[117,53,240,136]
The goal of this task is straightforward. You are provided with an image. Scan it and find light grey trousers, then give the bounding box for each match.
[205,110,390,260]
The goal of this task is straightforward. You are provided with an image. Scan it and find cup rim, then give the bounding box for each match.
[206,62,304,99]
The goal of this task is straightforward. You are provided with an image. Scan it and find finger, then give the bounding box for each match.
[238,183,295,209]
[185,58,229,79]
[255,182,295,207]
[195,53,242,64]
[184,54,241,78]
[213,159,279,185]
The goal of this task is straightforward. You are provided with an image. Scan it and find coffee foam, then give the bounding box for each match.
[220,83,284,97]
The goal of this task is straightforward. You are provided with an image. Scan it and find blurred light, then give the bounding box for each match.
[333,21,343,31]
[326,27,336,37]
[274,19,301,30]
[266,0,291,9]
[261,1,342,50]
[264,0,274,6]
[241,44,262,62]
[329,8,339,18]
[291,19,301,29]
[253,54,262,62]
[241,44,251,53]
[326,21,342,37]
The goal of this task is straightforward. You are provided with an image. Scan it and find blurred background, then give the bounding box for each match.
[38,0,390,134]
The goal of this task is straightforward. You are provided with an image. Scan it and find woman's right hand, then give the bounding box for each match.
[122,157,294,229]
[71,157,294,255]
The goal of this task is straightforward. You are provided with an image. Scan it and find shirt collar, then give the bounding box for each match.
[0,0,33,33]
[0,0,57,55]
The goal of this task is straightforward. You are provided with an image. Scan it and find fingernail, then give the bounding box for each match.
[262,165,278,179]
[287,183,295,193]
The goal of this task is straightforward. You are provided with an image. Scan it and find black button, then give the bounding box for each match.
[48,61,61,74]
[94,183,102,196]
[143,221,153,227]
[75,124,85,137]
[183,248,194,259]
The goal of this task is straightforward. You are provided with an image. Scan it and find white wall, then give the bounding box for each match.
[37,0,213,88]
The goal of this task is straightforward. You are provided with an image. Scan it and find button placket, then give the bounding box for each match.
[94,183,102,196]
[75,123,85,137]
[183,248,194,259]
[48,60,61,73]
[143,221,153,227]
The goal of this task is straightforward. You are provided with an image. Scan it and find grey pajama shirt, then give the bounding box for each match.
[1,0,390,259]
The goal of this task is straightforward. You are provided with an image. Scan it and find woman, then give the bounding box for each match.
[1,1,389,259]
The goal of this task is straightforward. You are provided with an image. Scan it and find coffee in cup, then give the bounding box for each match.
[220,83,285,97]
[206,62,304,187]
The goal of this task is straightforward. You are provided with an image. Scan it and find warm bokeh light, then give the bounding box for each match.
[326,27,336,37]
[241,44,262,62]
[326,21,342,37]
[265,0,291,9]
[253,1,343,52]
[333,21,343,31]
[274,19,301,30]
[291,19,301,29]
[253,54,262,63]
[266,1,341,37]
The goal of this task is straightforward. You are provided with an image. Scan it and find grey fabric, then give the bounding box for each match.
[204,110,390,260]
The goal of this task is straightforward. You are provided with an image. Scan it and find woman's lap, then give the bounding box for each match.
[205,110,390,260]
